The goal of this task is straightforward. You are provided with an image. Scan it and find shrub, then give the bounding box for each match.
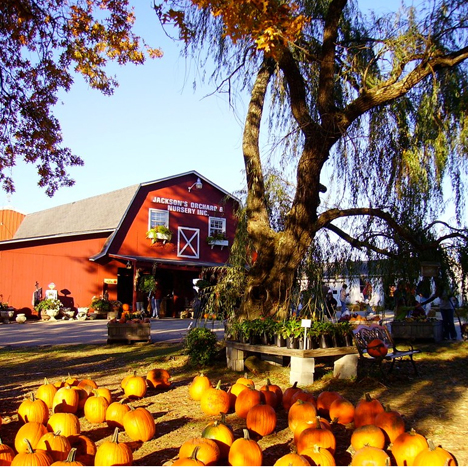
[184,327,218,367]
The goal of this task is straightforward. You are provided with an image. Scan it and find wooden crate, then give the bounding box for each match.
[107,323,151,344]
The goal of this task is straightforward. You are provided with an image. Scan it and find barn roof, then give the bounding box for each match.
[13,185,139,240]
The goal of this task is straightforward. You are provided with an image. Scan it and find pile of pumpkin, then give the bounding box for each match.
[175,373,458,466]
[0,368,171,466]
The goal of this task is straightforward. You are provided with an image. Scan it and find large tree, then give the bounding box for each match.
[0,0,161,196]
[157,0,468,318]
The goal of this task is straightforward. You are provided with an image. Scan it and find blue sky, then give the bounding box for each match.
[1,0,404,215]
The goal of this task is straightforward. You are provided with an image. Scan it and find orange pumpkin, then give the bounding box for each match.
[123,372,147,399]
[179,438,220,466]
[260,379,283,405]
[51,448,84,466]
[68,434,96,466]
[391,429,429,466]
[47,412,81,437]
[297,417,336,455]
[122,406,156,442]
[14,422,49,453]
[246,403,277,437]
[351,446,390,466]
[260,385,279,409]
[37,430,72,462]
[282,382,300,412]
[300,445,336,466]
[235,373,255,388]
[105,399,131,429]
[374,406,406,443]
[354,393,384,428]
[84,392,109,424]
[202,413,234,459]
[11,439,53,466]
[122,303,130,311]
[146,368,172,390]
[36,378,58,409]
[52,386,79,414]
[94,387,112,404]
[367,339,388,358]
[172,446,206,466]
[0,436,15,466]
[316,390,342,418]
[351,424,386,451]
[188,373,212,401]
[200,381,230,416]
[288,399,318,433]
[274,453,311,466]
[293,418,331,446]
[413,439,457,466]
[235,386,265,419]
[94,428,132,466]
[18,392,50,425]
[228,429,262,466]
[77,378,98,391]
[328,396,355,425]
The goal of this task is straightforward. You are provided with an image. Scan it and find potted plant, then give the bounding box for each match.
[35,298,63,320]
[90,296,112,314]
[285,318,303,349]
[146,225,173,244]
[206,231,229,249]
[260,316,278,345]
[276,320,289,347]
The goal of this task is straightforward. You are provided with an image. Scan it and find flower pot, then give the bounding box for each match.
[286,337,299,349]
[249,334,259,345]
[16,314,27,324]
[319,334,331,349]
[344,333,354,346]
[275,335,286,347]
[261,332,271,345]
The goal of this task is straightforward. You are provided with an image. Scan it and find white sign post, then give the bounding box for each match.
[301,319,312,350]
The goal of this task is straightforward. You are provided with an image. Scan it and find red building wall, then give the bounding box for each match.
[0,236,119,312]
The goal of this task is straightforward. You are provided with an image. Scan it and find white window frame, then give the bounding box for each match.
[209,217,226,237]
[149,209,169,230]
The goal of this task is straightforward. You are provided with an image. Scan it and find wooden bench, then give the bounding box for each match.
[352,324,421,380]
[225,340,357,385]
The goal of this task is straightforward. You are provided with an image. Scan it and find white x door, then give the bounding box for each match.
[177,227,200,259]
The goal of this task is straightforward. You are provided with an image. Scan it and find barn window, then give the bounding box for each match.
[149,209,169,229]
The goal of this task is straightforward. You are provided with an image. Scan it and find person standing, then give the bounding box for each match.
[340,284,349,314]
[150,281,163,319]
[325,290,338,320]
[419,278,457,341]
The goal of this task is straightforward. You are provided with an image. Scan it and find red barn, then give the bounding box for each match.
[0,171,239,316]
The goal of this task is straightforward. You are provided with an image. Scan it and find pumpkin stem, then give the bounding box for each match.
[111,427,121,444]
[215,380,222,390]
[190,446,201,461]
[64,447,78,463]
[427,439,437,451]
[23,439,35,454]
[242,428,251,440]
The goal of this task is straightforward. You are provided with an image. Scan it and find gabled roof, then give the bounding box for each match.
[13,185,139,240]
[9,171,239,243]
